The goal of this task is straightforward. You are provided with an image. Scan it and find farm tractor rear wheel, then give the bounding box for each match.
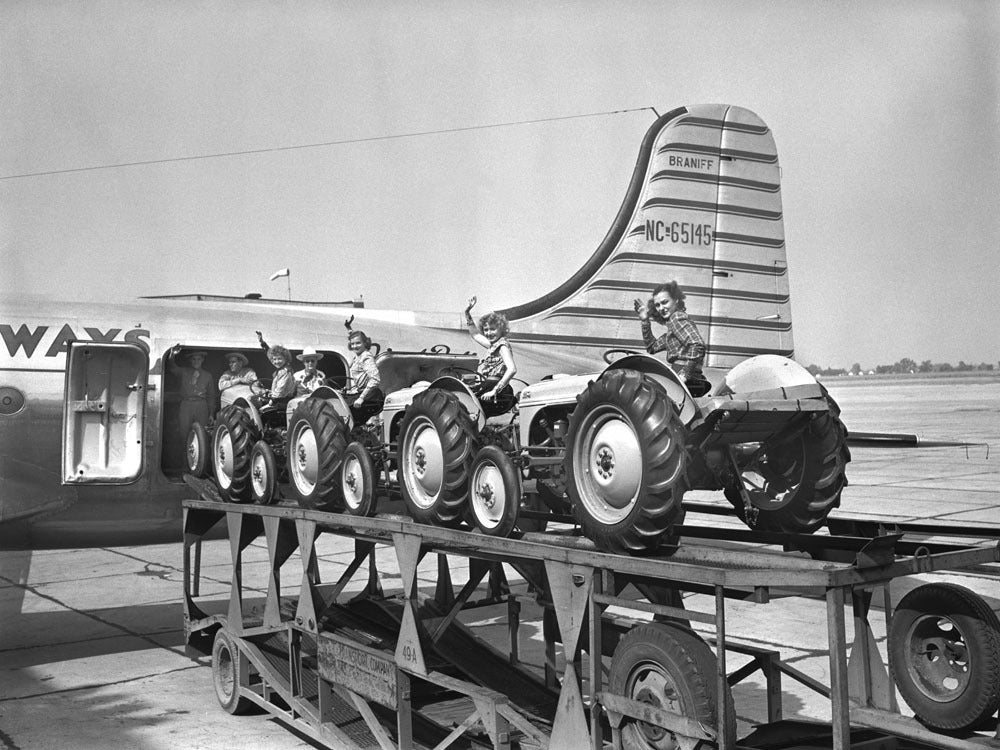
[565,369,687,555]
[398,389,476,528]
[212,405,260,503]
[287,398,348,511]
[724,392,850,533]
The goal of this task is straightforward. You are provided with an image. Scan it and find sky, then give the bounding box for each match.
[2,0,998,371]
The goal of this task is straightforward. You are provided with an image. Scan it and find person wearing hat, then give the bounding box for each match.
[218,351,259,392]
[166,343,217,442]
[294,347,327,396]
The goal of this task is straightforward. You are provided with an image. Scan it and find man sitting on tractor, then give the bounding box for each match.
[294,347,327,395]
[218,352,258,393]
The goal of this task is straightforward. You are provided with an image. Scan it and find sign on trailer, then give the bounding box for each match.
[318,632,397,709]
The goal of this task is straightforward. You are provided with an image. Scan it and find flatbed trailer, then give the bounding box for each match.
[182,477,1000,750]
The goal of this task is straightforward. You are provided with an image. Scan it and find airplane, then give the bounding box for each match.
[0,103,826,551]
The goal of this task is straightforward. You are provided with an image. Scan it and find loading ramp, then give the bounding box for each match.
[182,477,1000,749]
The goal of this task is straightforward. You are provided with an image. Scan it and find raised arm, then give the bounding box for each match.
[635,299,667,354]
[464,297,489,348]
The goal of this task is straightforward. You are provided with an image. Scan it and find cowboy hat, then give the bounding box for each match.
[224,352,249,366]
[296,346,324,362]
[186,351,208,361]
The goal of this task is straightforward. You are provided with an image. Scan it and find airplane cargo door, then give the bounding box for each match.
[63,342,149,484]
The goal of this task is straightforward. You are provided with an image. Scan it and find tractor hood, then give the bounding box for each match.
[517,373,599,409]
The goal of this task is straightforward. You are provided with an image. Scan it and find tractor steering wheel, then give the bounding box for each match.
[603,348,643,365]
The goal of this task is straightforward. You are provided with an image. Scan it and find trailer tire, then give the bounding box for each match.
[888,583,1000,731]
[565,369,687,555]
[213,406,259,503]
[469,444,520,537]
[186,421,210,478]
[288,398,348,510]
[724,391,850,534]
[341,441,377,517]
[212,630,255,715]
[250,440,279,505]
[609,622,734,750]
[398,389,476,528]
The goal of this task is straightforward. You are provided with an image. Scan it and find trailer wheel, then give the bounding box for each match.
[724,392,850,534]
[889,583,1000,731]
[186,421,210,478]
[565,369,687,554]
[212,630,254,715]
[341,441,377,517]
[609,622,734,750]
[287,398,348,510]
[213,406,259,502]
[398,389,476,528]
[250,440,279,505]
[469,444,520,537]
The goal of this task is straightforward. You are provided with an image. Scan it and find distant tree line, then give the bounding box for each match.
[805,359,998,377]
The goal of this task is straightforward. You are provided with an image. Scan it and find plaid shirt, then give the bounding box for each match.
[348,351,381,397]
[641,310,706,380]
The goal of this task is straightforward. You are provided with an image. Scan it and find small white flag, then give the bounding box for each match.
[269,268,289,281]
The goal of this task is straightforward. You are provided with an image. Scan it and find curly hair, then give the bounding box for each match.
[348,330,372,350]
[478,311,510,338]
[646,281,686,324]
[267,344,292,364]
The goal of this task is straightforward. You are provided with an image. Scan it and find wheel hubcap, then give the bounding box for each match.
[906,615,971,699]
[215,428,234,490]
[629,663,683,748]
[215,644,236,704]
[343,454,363,509]
[404,418,443,509]
[472,461,504,527]
[290,422,318,495]
[187,436,199,471]
[575,407,642,523]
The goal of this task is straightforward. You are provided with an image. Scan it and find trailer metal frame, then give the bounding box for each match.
[182,480,999,750]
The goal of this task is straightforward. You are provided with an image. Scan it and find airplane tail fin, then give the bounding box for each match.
[501,104,791,369]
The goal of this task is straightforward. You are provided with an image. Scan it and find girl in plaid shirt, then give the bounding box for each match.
[634,281,708,394]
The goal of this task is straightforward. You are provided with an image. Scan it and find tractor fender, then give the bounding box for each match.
[289,386,354,431]
[602,354,698,425]
[229,396,264,433]
[719,355,823,400]
[425,376,486,431]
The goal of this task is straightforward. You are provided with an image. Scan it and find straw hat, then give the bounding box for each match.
[297,346,323,362]
[224,352,249,366]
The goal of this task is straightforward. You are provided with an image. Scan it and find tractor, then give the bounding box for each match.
[390,351,850,555]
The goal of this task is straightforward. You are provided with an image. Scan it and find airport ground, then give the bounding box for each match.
[2,377,998,749]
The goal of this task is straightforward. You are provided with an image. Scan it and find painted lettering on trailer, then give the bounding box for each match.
[644,221,713,246]
[668,155,715,171]
[0,324,151,358]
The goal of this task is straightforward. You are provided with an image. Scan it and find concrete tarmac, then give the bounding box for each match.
[2,379,998,749]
